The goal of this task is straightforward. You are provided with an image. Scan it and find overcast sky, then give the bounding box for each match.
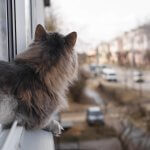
[51,0,150,53]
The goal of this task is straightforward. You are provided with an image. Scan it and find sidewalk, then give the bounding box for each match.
[58,138,122,150]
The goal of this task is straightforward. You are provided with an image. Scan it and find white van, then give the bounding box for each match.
[102,68,117,81]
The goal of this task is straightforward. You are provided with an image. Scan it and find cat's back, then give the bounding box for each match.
[0,60,17,74]
[0,61,18,125]
[0,60,22,91]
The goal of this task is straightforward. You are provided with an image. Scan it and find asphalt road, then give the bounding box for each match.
[114,66,150,91]
[59,138,122,150]
[84,64,150,91]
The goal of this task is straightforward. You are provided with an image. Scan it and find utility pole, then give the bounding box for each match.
[96,47,99,65]
[131,36,135,90]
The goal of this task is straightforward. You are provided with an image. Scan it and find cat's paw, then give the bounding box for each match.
[46,120,64,137]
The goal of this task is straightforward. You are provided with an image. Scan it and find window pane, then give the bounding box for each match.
[16,0,32,54]
[15,0,26,53]
[0,0,8,60]
[25,0,32,45]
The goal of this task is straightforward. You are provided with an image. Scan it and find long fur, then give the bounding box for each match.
[0,25,78,129]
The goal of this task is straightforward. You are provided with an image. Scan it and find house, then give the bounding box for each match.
[125,25,150,66]
[86,50,97,64]
[109,37,123,64]
[98,23,150,66]
[98,42,110,64]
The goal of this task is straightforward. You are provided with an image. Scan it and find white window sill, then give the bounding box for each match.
[0,121,54,150]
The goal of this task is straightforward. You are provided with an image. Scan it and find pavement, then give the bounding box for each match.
[59,138,122,150]
[110,66,150,91]
[85,64,150,91]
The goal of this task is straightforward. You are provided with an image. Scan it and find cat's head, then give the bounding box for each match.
[34,24,78,81]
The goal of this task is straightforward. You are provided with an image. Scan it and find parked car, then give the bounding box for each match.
[102,68,117,81]
[89,64,107,76]
[133,71,144,82]
[86,107,104,126]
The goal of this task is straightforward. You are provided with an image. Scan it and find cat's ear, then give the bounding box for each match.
[34,24,46,41]
[65,32,77,48]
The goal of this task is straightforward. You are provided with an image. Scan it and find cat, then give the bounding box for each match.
[0,24,78,136]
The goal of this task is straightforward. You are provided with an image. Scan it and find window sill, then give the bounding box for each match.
[0,121,54,150]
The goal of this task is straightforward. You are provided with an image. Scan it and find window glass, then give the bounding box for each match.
[0,0,8,60]
[16,0,32,54]
[31,0,45,37]
[25,0,32,45]
[15,0,26,53]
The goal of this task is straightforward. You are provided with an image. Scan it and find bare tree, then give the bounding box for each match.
[144,50,150,63]
[45,7,57,32]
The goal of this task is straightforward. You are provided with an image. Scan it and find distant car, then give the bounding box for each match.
[102,68,117,81]
[89,64,98,76]
[98,64,107,74]
[133,71,144,82]
[89,64,107,76]
[86,107,104,126]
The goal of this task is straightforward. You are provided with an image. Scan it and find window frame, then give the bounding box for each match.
[3,0,45,61]
[6,0,17,61]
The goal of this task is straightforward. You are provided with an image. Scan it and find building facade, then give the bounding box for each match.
[98,23,150,66]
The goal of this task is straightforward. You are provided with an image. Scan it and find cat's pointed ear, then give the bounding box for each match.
[65,32,77,48]
[34,24,46,41]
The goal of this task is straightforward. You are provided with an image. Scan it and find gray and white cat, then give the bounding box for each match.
[0,24,78,136]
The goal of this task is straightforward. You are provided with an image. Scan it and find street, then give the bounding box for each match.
[85,64,150,91]
[59,138,122,150]
[114,66,150,91]
[57,65,150,150]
